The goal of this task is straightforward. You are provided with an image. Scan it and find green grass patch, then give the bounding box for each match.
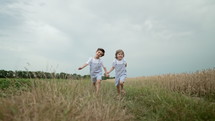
[0,78,31,89]
[0,78,32,97]
[125,86,215,121]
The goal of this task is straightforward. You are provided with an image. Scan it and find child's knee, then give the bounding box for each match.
[96,80,101,83]
[120,81,124,85]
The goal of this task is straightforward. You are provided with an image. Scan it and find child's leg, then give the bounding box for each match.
[117,80,121,94]
[91,78,97,91]
[120,82,124,90]
[120,82,125,94]
[119,76,126,94]
[96,79,101,94]
[93,82,96,90]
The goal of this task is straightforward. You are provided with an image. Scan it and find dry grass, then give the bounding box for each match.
[127,68,215,98]
[1,68,215,121]
[0,79,132,121]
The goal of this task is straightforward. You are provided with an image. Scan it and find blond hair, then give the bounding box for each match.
[115,49,125,59]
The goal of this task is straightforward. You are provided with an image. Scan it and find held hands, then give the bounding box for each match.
[105,72,110,77]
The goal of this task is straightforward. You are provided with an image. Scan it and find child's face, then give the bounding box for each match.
[96,50,104,58]
[116,52,124,60]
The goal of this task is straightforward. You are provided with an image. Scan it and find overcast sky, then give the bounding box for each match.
[0,0,215,77]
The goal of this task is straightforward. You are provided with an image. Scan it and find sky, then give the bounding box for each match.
[0,0,215,77]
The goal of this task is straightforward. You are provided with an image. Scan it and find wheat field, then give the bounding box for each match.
[0,68,215,121]
[127,68,215,99]
[0,79,132,121]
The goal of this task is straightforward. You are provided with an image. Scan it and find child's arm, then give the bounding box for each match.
[103,67,107,74]
[103,67,108,77]
[107,67,115,74]
[78,63,88,70]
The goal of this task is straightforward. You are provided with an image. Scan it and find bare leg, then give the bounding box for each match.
[117,80,121,95]
[96,80,101,94]
[117,85,120,95]
[120,81,125,94]
[93,82,96,91]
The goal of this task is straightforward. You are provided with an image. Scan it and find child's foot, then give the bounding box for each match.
[121,90,126,95]
[116,95,121,100]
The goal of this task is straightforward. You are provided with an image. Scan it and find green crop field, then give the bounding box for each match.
[0,69,215,121]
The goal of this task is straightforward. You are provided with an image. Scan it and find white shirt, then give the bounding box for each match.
[112,58,127,79]
[86,57,104,78]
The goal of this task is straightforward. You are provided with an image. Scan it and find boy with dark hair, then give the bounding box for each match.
[78,48,107,94]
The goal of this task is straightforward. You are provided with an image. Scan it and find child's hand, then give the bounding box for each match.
[105,72,109,77]
[78,67,83,70]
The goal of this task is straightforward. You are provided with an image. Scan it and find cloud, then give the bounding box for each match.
[0,0,215,77]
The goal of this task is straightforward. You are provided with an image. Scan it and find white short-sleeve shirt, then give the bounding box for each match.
[112,58,127,79]
[86,57,104,78]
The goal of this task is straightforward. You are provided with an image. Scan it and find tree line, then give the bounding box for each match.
[0,70,112,80]
[0,70,87,79]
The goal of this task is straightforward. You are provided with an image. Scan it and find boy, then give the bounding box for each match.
[78,48,107,94]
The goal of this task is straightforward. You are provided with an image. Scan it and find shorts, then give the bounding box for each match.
[91,75,102,83]
[115,75,126,86]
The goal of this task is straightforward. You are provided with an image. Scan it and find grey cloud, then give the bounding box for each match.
[0,0,215,77]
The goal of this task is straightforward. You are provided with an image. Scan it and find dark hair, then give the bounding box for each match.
[97,48,105,56]
[115,49,124,59]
